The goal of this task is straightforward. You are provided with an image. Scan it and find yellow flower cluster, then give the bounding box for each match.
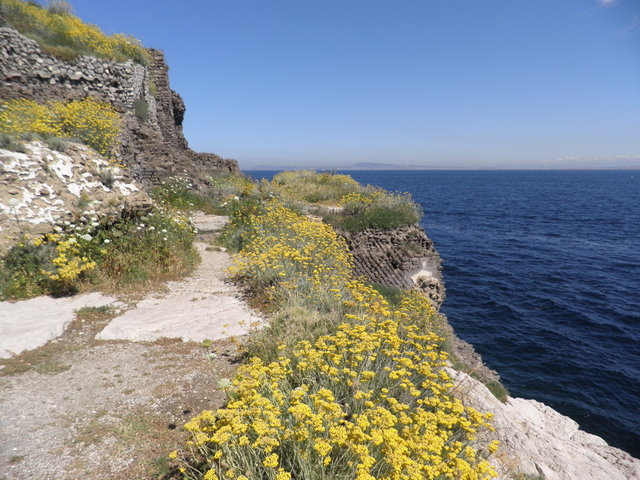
[181,205,498,479]
[1,0,149,64]
[34,233,96,282]
[230,205,354,301]
[0,98,120,156]
[0,99,56,135]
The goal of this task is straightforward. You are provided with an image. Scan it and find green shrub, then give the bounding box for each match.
[44,135,68,152]
[0,132,26,152]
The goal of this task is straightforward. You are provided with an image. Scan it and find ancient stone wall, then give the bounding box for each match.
[0,27,145,111]
[0,26,239,187]
[341,224,445,307]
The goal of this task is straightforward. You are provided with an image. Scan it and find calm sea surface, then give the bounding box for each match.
[244,169,640,457]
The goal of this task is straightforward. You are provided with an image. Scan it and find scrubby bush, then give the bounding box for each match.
[0,97,121,156]
[324,190,422,232]
[44,135,68,152]
[0,132,26,152]
[0,0,150,64]
[0,206,198,299]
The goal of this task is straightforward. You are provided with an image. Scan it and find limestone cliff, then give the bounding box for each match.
[0,141,150,253]
[0,25,239,187]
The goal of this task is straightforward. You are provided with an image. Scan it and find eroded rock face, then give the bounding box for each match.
[448,368,640,480]
[0,141,151,253]
[341,224,445,307]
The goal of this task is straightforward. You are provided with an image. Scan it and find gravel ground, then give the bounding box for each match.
[0,216,254,479]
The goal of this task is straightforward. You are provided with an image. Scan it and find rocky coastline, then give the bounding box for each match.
[344,223,640,479]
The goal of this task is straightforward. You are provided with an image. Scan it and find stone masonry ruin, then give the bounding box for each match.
[0,24,239,187]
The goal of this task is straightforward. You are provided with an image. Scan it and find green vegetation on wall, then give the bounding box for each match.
[0,0,150,64]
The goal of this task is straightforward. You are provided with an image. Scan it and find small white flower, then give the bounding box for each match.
[161,229,167,233]
[136,226,142,230]
[217,378,232,390]
[139,223,145,227]
[64,221,70,226]
[54,226,63,233]
[163,237,168,241]
[91,222,99,227]
[234,196,239,200]
[103,239,111,244]
[149,226,155,231]
[7,198,19,207]
[79,234,92,241]
[68,237,77,244]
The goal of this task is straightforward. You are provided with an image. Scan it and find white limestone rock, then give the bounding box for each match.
[448,368,640,480]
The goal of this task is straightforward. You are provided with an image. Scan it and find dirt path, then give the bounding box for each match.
[0,215,260,480]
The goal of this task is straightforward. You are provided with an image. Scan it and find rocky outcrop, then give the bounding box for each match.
[0,26,240,188]
[343,223,500,385]
[341,224,445,307]
[449,368,640,480]
[0,141,150,253]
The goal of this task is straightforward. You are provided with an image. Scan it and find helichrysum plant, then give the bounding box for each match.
[0,97,121,156]
[176,205,499,479]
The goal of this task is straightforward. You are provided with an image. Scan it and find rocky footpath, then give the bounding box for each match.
[0,141,150,253]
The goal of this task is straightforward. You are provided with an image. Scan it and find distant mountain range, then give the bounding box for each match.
[247,162,640,171]
[248,162,452,171]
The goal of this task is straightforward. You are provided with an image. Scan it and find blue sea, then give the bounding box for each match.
[244,169,640,457]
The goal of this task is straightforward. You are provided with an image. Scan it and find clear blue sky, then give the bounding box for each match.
[57,0,640,168]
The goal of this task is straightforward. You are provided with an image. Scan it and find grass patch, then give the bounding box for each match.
[370,283,404,308]
[270,170,360,204]
[75,305,115,322]
[0,302,119,376]
[0,342,75,376]
[134,97,149,123]
[259,170,423,232]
